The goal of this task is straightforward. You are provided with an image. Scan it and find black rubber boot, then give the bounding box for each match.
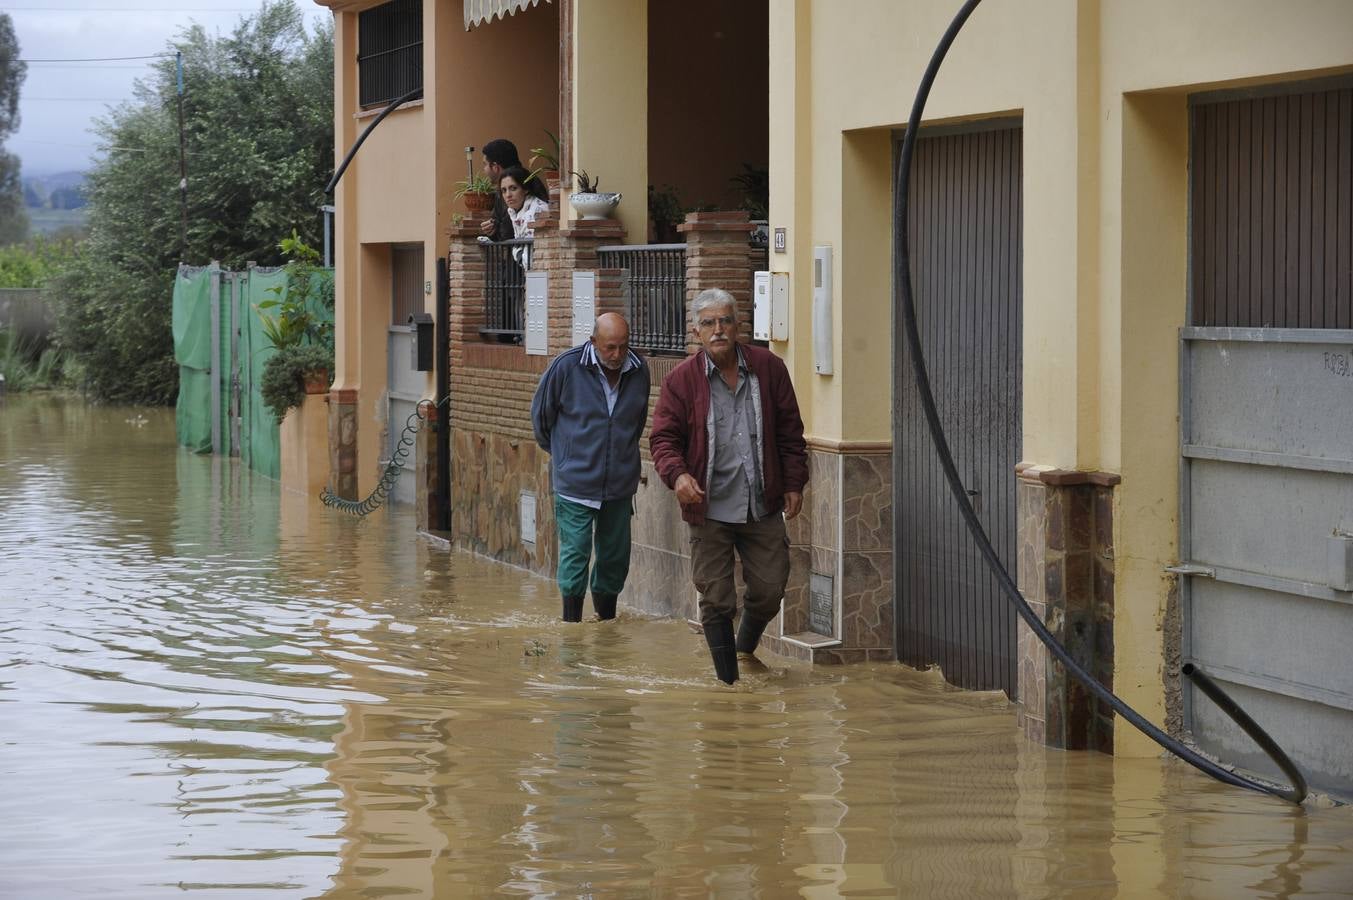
[702,620,739,685]
[735,614,770,656]
[592,592,618,620]
[561,595,584,623]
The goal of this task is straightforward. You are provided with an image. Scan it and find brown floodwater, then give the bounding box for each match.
[2,394,1351,899]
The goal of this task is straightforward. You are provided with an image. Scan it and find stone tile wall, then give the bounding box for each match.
[327,388,359,500]
[1015,464,1118,752]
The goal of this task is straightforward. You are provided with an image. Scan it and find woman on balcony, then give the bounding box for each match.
[500,165,550,267]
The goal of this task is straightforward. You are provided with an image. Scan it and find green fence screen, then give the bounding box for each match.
[172,264,332,481]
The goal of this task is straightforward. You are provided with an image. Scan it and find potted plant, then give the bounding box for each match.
[255,231,334,421]
[454,173,497,215]
[731,162,770,247]
[261,343,332,420]
[648,184,684,243]
[528,129,562,184]
[569,170,621,220]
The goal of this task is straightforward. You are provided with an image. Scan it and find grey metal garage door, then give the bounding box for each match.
[1180,82,1353,798]
[894,122,1023,697]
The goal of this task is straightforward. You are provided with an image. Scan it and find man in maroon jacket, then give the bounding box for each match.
[650,288,808,684]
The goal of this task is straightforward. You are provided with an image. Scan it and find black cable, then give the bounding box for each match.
[324,85,424,195]
[894,0,1305,804]
[320,395,447,516]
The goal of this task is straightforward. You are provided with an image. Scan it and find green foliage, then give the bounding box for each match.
[0,235,80,288]
[257,230,333,420]
[0,13,28,245]
[0,327,67,391]
[52,0,333,405]
[730,163,769,220]
[260,342,330,420]
[453,173,495,198]
[256,230,332,350]
[528,129,561,173]
[572,170,601,193]
[648,184,684,241]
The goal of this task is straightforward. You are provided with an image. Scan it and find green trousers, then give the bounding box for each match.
[554,495,633,599]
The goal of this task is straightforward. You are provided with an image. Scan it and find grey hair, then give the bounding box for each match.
[691,288,736,324]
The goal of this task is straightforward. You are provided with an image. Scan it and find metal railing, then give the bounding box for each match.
[597,244,686,353]
[480,238,532,341]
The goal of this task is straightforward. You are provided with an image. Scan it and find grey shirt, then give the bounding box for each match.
[704,349,767,524]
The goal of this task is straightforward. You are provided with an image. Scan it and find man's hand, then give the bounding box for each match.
[783,491,803,521]
[478,216,494,237]
[674,473,705,506]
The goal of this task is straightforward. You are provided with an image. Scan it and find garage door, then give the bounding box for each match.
[1180,82,1353,798]
[894,123,1023,696]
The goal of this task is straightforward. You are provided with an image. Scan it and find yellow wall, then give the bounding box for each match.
[769,0,1353,754]
[572,0,647,242]
[329,1,558,495]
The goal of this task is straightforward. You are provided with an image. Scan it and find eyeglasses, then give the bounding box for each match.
[697,315,735,329]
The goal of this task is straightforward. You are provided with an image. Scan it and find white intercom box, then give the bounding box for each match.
[752,271,789,341]
[812,245,832,374]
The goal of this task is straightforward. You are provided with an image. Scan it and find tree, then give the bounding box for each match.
[0,14,28,245]
[51,1,333,405]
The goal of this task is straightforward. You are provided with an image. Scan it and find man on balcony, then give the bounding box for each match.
[531,313,651,623]
[479,138,522,243]
[650,289,808,684]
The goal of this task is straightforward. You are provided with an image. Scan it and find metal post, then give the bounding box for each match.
[176,51,188,261]
[209,260,221,455]
[321,204,335,268]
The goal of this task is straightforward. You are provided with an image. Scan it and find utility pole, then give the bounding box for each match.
[176,50,188,262]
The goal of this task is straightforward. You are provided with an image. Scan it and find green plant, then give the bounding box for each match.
[453,173,496,199]
[260,342,331,420]
[256,230,333,351]
[730,162,769,220]
[648,184,684,242]
[528,129,561,174]
[0,327,69,392]
[571,170,601,193]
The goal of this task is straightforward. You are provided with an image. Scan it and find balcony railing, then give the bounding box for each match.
[480,238,531,341]
[597,243,686,354]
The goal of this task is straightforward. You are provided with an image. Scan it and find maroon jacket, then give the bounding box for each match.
[650,342,808,525]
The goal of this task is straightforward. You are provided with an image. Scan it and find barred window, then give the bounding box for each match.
[358,0,423,108]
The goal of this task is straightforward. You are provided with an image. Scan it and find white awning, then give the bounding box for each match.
[464,0,550,31]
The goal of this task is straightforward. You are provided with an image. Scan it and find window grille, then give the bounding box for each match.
[359,0,423,108]
[391,244,424,327]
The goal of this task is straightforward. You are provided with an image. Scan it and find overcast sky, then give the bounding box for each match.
[8,1,332,177]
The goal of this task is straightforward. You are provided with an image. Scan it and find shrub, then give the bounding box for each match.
[259,342,330,420]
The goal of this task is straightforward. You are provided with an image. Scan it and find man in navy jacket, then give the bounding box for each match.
[531,313,650,622]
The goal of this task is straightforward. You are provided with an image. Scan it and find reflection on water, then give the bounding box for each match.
[1,394,1350,899]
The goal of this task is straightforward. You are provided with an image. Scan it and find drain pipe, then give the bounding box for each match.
[895,0,1306,804]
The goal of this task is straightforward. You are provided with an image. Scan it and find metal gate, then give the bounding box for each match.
[1180,83,1353,797]
[894,123,1023,696]
[385,244,425,506]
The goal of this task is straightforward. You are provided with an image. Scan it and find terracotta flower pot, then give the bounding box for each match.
[303,369,330,395]
[462,192,495,214]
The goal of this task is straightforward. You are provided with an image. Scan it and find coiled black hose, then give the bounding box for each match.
[320,396,446,517]
[894,0,1305,804]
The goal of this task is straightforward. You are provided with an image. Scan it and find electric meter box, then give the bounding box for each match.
[752,271,789,341]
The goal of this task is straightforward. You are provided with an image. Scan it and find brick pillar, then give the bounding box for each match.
[679,210,755,353]
[327,388,358,500]
[531,205,624,356]
[446,217,489,367]
[1016,465,1119,752]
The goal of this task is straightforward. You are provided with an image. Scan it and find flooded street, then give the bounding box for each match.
[2,394,1351,898]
